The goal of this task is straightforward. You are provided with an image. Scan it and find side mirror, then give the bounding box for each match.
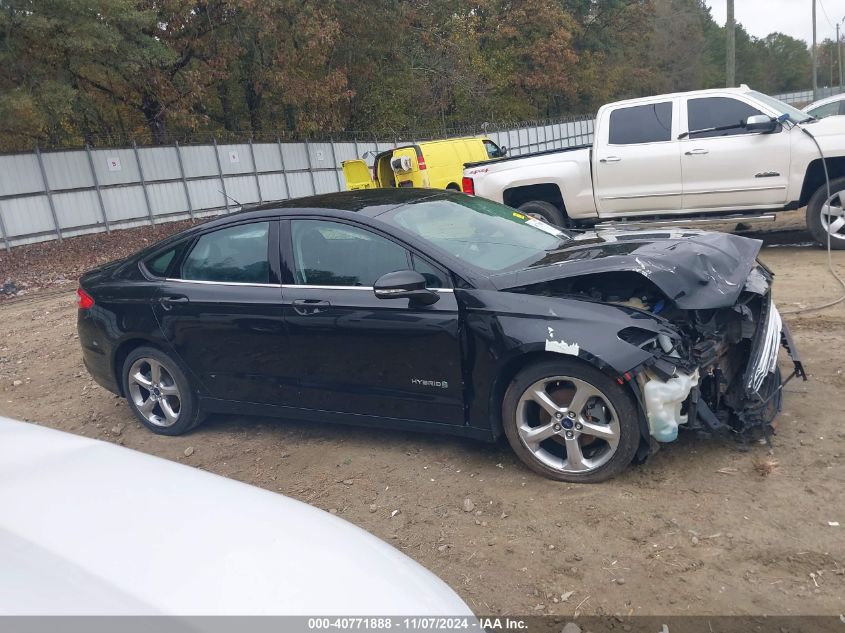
[745,115,778,133]
[499,146,508,156]
[373,270,439,306]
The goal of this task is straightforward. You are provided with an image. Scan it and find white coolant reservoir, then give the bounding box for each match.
[641,368,700,442]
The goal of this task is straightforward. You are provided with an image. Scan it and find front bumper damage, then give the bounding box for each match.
[635,293,806,444]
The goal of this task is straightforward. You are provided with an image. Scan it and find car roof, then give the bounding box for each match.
[214,188,454,224]
[0,417,473,616]
[603,85,754,108]
[805,92,845,110]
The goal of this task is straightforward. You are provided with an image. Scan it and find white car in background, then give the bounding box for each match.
[0,417,473,616]
[803,92,845,119]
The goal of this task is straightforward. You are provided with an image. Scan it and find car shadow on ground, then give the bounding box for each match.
[199,411,756,483]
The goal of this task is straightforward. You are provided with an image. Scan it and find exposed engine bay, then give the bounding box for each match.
[513,264,806,444]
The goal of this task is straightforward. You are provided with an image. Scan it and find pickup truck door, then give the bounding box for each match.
[680,95,791,210]
[594,98,683,216]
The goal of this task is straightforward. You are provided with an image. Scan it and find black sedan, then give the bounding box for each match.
[77,189,804,482]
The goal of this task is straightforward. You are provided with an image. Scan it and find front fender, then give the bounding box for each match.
[459,289,677,433]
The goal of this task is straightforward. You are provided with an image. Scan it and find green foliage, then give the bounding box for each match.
[0,0,816,151]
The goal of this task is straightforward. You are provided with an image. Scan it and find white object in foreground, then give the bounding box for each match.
[0,417,473,616]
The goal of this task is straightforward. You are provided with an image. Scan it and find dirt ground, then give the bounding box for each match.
[1,211,844,617]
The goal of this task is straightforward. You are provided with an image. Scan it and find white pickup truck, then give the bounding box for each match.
[462,86,845,249]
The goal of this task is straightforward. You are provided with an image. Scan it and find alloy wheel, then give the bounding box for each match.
[127,357,182,428]
[820,190,845,241]
[515,375,620,474]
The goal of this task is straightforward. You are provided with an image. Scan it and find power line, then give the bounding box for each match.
[819,0,835,30]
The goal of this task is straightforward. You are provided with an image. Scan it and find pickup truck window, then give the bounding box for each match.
[687,97,764,139]
[608,102,672,144]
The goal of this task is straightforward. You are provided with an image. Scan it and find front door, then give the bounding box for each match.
[281,218,465,425]
[594,98,683,216]
[680,95,791,210]
[152,220,296,407]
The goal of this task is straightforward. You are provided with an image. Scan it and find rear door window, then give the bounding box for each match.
[687,97,765,138]
[608,102,673,144]
[181,222,270,284]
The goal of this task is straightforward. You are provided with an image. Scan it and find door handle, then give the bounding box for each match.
[292,299,331,315]
[600,156,622,163]
[684,149,709,156]
[158,295,189,310]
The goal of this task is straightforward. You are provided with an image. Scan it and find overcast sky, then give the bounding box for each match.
[705,0,845,45]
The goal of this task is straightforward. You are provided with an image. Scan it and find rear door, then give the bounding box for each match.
[341,160,376,190]
[680,95,791,210]
[594,98,683,216]
[280,218,465,425]
[151,220,296,406]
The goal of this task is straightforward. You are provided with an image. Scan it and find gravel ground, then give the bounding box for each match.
[1,210,844,617]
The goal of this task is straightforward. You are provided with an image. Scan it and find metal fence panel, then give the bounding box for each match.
[43,150,94,190]
[282,143,309,171]
[253,143,283,172]
[0,116,595,248]
[53,190,102,229]
[258,173,287,201]
[186,180,227,211]
[138,147,181,182]
[101,185,149,222]
[1,195,55,237]
[218,143,255,175]
[223,175,261,205]
[0,153,50,197]
[89,148,141,185]
[286,171,314,198]
[146,181,191,216]
[179,145,218,179]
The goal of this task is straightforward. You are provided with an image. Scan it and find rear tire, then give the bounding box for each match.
[502,359,640,483]
[446,183,461,191]
[806,176,845,249]
[518,200,566,227]
[122,346,204,436]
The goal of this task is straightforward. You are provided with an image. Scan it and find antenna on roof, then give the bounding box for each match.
[218,190,241,208]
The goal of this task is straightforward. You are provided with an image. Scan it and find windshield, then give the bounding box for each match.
[382,196,569,272]
[747,90,813,123]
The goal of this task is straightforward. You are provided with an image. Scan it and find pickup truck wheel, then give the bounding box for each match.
[807,176,845,250]
[518,200,566,227]
[502,359,640,483]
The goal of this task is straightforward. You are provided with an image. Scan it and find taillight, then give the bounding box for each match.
[77,287,95,310]
[417,154,427,170]
[461,177,475,195]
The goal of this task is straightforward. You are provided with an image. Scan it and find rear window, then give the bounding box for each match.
[144,247,177,278]
[181,222,270,284]
[608,102,673,144]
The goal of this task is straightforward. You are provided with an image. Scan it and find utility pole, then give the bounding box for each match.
[726,0,735,87]
[838,21,843,88]
[813,0,818,100]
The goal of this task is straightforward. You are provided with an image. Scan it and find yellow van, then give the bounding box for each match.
[342,137,506,191]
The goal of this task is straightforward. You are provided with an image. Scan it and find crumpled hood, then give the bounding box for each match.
[490,228,763,310]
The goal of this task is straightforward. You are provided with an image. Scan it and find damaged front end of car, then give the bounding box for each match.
[620,265,806,444]
[500,230,807,449]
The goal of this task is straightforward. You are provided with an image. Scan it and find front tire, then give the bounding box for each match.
[518,200,566,227]
[806,176,845,249]
[502,359,641,483]
[122,346,204,436]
